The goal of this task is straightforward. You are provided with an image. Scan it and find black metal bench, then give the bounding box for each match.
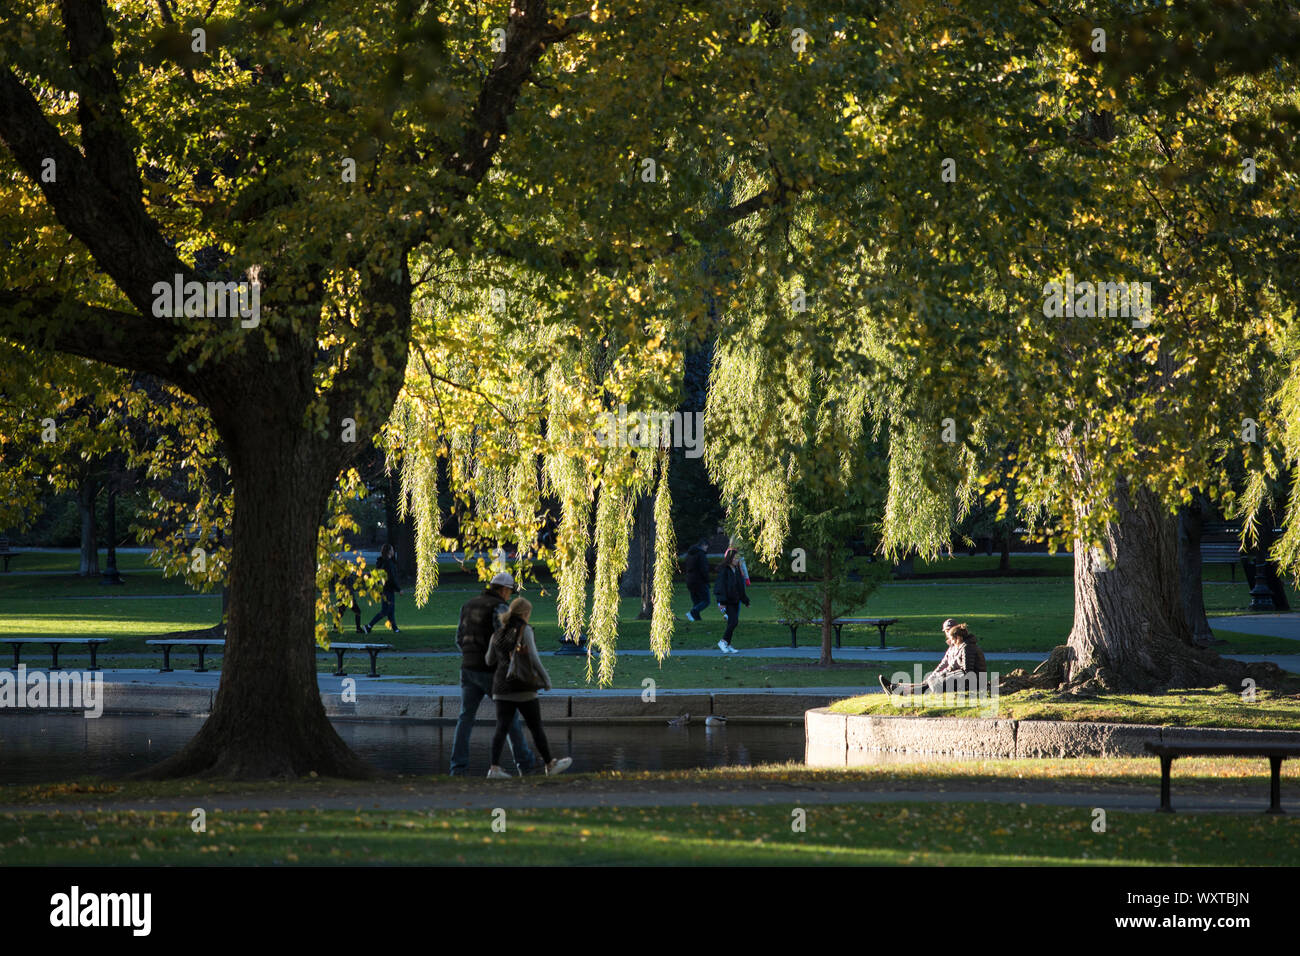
[1200,542,1242,581]
[1,637,111,669]
[1145,742,1300,814]
[326,642,395,678]
[777,617,899,649]
[0,536,18,573]
[146,638,224,673]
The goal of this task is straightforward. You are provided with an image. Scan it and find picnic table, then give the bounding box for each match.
[1,637,111,669]
[777,617,900,649]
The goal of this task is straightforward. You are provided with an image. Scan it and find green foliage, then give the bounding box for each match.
[771,555,890,626]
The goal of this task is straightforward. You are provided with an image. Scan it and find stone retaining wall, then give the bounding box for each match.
[805,707,1300,764]
[61,683,833,720]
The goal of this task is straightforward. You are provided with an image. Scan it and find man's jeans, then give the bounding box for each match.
[687,582,710,618]
[449,668,536,775]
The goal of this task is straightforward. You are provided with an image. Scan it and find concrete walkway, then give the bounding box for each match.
[1210,613,1300,641]
[1,787,1291,815]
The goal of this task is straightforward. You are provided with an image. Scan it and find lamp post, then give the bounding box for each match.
[1249,512,1275,612]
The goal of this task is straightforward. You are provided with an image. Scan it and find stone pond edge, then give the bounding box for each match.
[804,707,1300,764]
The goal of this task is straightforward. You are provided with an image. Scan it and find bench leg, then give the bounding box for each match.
[334,649,347,677]
[1268,756,1284,814]
[877,624,888,649]
[49,643,61,669]
[367,648,381,678]
[195,645,208,673]
[88,643,99,670]
[1158,755,1174,812]
[11,644,19,669]
[159,646,173,674]
[834,624,843,649]
[788,624,798,649]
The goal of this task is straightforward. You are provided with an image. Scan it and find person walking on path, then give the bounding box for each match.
[715,547,749,654]
[683,538,711,622]
[880,619,987,695]
[485,597,572,777]
[449,572,538,776]
[364,543,403,634]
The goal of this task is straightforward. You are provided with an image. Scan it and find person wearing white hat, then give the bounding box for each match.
[449,571,538,775]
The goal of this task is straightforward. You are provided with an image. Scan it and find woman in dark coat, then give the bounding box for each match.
[484,597,573,777]
[714,547,750,654]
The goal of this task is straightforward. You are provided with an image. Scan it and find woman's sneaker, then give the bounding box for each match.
[878,674,895,694]
[718,639,730,654]
[546,757,573,775]
[685,611,698,622]
[486,766,511,779]
[726,644,739,654]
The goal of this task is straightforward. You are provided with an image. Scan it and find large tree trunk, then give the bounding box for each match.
[1067,482,1262,692]
[998,528,1011,574]
[76,476,99,576]
[139,423,372,779]
[1177,498,1215,645]
[621,490,654,618]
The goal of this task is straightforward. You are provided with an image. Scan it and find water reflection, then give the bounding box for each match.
[0,714,806,784]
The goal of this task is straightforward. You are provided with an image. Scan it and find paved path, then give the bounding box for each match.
[1210,613,1300,641]
[1,787,1290,815]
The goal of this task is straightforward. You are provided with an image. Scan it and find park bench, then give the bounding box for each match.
[0,536,18,572]
[1200,542,1243,581]
[778,617,900,649]
[1144,742,1300,814]
[146,638,224,673]
[326,642,395,678]
[145,639,395,677]
[1,637,111,669]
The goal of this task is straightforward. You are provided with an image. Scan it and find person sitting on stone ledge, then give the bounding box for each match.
[879,618,987,696]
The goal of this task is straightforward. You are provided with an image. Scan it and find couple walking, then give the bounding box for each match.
[684,542,749,654]
[337,543,403,634]
[450,571,572,777]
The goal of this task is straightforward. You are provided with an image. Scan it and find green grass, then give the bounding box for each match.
[1,553,1296,668]
[829,686,1300,729]
[0,800,1294,865]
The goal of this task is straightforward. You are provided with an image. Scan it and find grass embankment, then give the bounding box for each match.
[828,687,1300,729]
[2,554,1296,659]
[1,803,1294,865]
[2,759,1298,865]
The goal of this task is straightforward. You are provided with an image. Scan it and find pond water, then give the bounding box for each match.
[0,714,807,784]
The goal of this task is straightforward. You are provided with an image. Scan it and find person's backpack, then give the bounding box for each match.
[499,629,546,686]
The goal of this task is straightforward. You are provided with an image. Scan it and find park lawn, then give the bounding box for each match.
[829,686,1300,729]
[0,801,1293,865]
[1,553,1296,658]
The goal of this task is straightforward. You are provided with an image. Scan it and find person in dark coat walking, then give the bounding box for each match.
[449,572,537,776]
[683,538,711,622]
[715,547,749,654]
[364,543,402,634]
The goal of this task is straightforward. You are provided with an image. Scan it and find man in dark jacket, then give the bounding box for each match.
[364,543,402,634]
[683,539,711,622]
[449,571,537,775]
